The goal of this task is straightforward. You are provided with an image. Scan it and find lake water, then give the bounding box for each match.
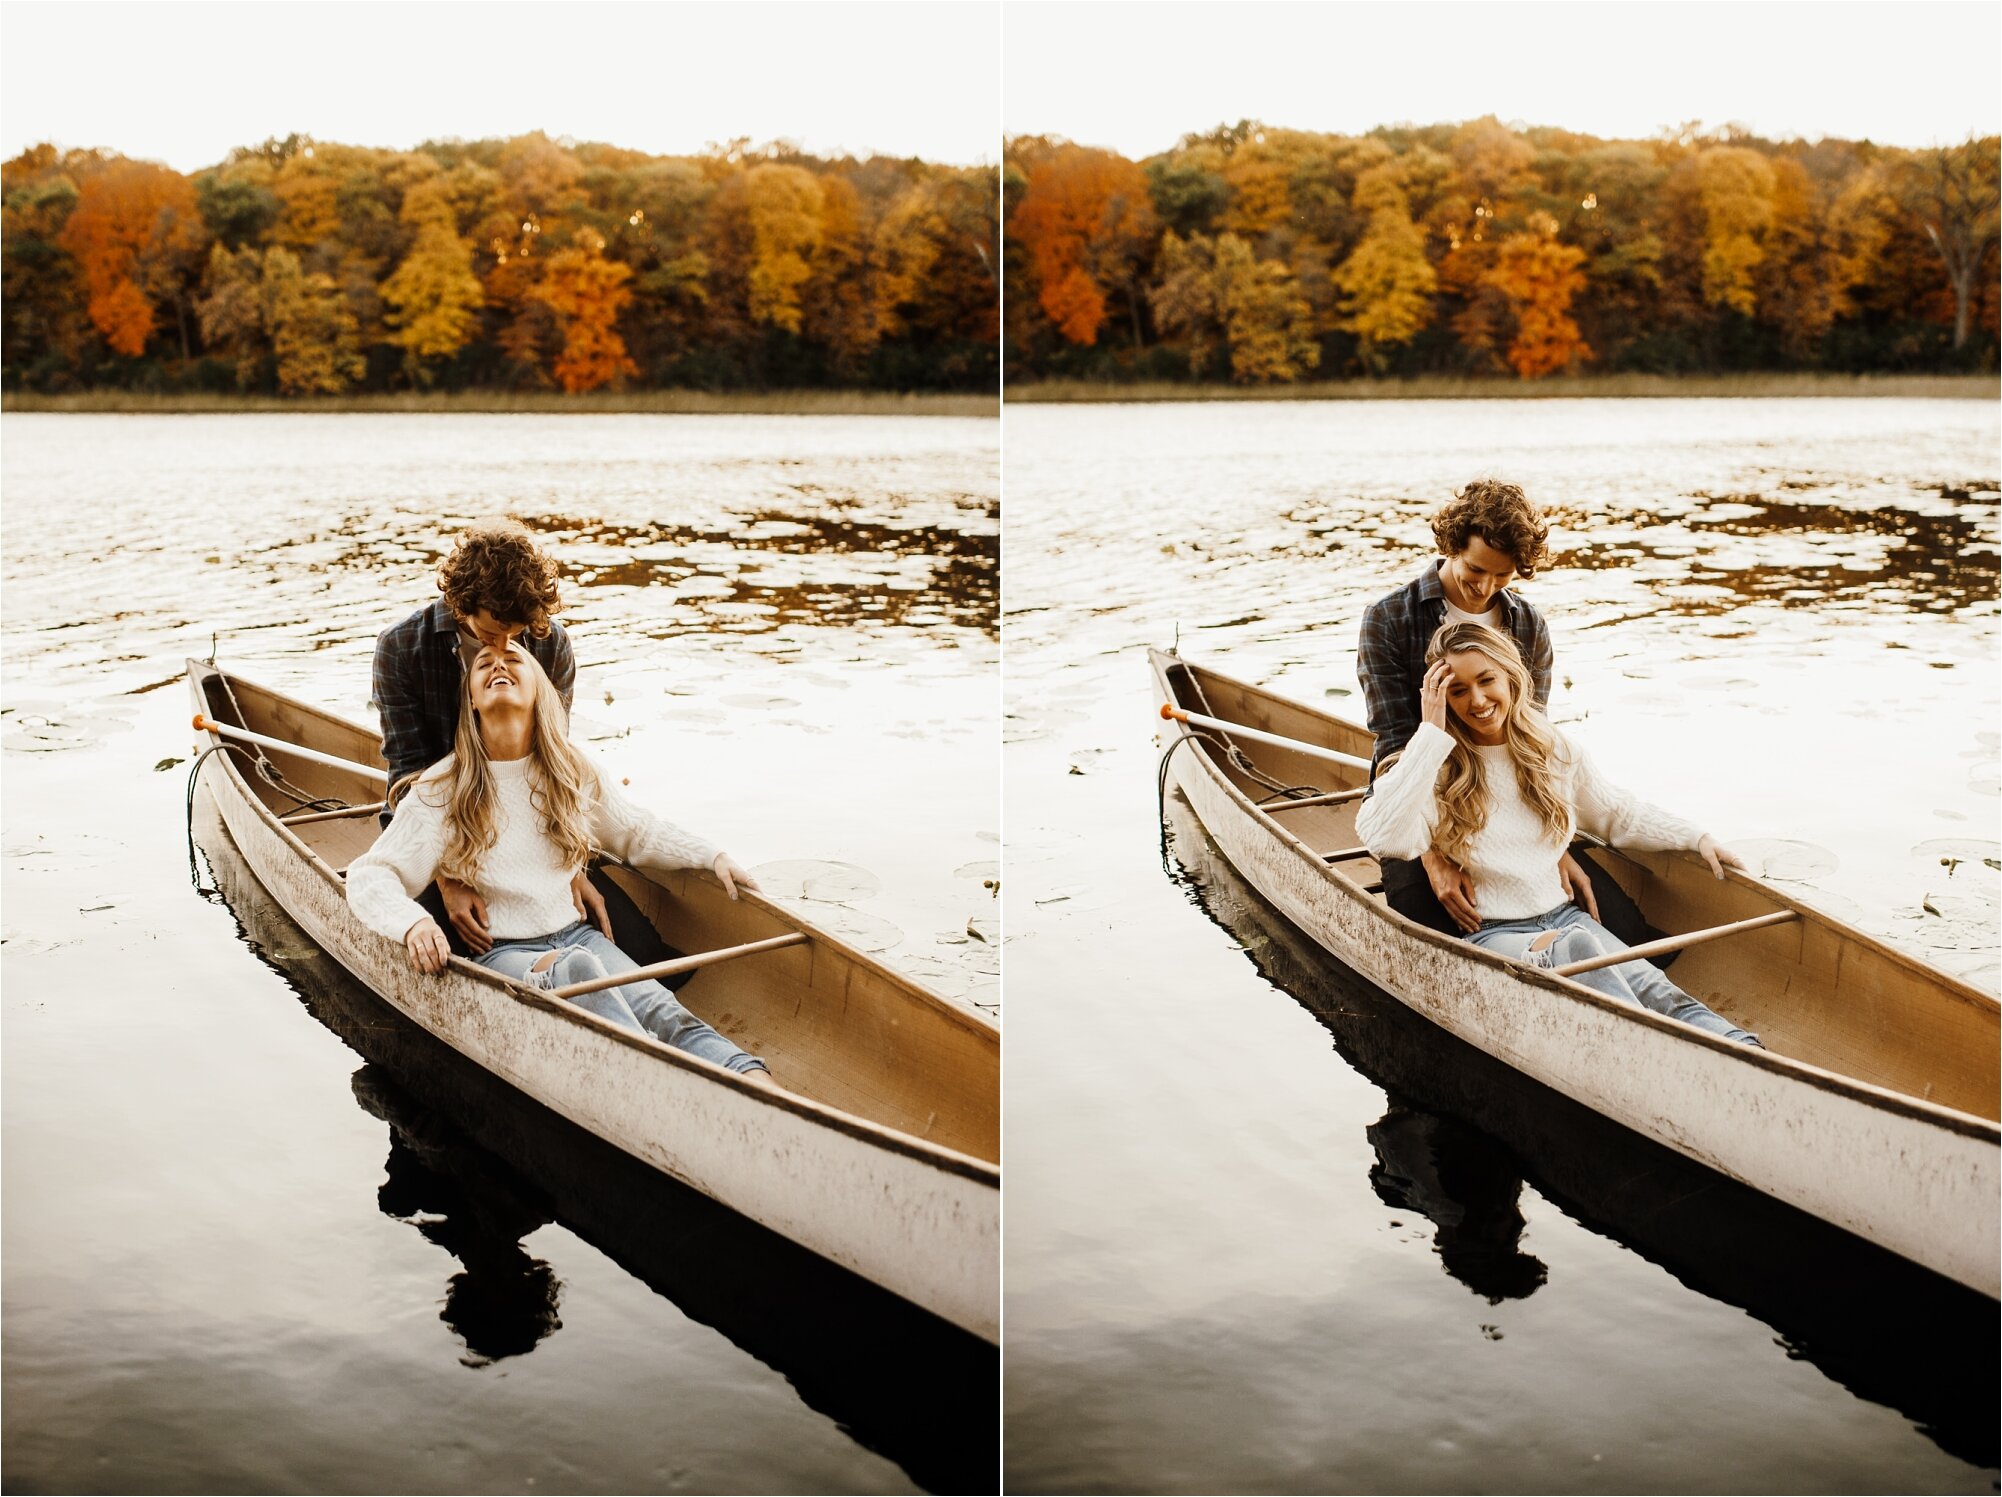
[1000,398,1999,1493]
[1,413,998,1493]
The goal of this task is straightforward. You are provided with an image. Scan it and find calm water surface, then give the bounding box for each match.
[1002,398,1998,1494]
[2,412,998,1493]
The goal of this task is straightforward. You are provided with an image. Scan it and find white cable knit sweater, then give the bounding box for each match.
[345,752,721,944]
[1357,722,1707,920]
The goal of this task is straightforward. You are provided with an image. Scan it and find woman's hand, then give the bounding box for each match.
[404,916,451,974]
[1697,835,1746,881]
[1419,661,1453,733]
[570,868,613,938]
[1557,850,1600,920]
[713,853,761,900]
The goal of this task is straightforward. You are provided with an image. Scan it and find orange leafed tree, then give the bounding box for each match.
[1009,146,1157,345]
[58,158,202,356]
[1486,227,1591,377]
[532,243,638,392]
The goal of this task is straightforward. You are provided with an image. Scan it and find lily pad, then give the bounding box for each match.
[750,859,883,904]
[1732,838,1839,882]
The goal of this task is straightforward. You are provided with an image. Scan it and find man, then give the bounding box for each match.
[371,518,606,954]
[1357,479,1653,949]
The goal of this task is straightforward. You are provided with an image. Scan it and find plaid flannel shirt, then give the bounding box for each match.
[1357,560,1552,776]
[371,599,575,822]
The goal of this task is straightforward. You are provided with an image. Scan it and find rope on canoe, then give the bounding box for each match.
[1158,663,1331,874]
[184,741,355,896]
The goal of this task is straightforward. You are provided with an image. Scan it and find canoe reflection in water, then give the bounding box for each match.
[1162,790,1999,1470]
[194,789,997,1494]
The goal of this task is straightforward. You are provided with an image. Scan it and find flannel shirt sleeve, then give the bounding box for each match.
[547,623,576,713]
[1524,605,1554,712]
[1357,596,1421,769]
[371,623,430,812]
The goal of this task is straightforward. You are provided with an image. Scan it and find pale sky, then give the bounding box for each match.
[1004,1,2002,157]
[0,0,1001,170]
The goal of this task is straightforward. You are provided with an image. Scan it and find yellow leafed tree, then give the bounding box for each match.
[262,246,364,394]
[742,163,824,333]
[1332,168,1437,371]
[382,197,484,367]
[1694,146,1777,315]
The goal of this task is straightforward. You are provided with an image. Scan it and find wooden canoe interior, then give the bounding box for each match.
[196,667,1000,1166]
[1164,656,2001,1127]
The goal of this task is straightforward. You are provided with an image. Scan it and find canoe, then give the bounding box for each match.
[190,790,998,1490]
[1150,648,2000,1298]
[187,657,999,1340]
[1162,786,1998,1466]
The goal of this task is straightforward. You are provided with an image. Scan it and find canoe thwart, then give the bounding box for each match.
[281,802,386,826]
[547,931,811,999]
[1265,788,1369,812]
[1552,910,1800,978]
[1159,703,1374,773]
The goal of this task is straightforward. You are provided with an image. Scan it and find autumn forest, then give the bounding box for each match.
[4,118,1997,398]
[2,133,998,395]
[1005,121,2000,385]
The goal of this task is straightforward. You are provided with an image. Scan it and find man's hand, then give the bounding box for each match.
[571,868,612,939]
[404,916,451,974]
[713,853,761,901]
[1558,850,1600,920]
[438,875,491,955]
[1421,849,1480,934]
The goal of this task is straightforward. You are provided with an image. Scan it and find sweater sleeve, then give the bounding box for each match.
[1356,722,1455,860]
[1566,736,1707,852]
[345,776,450,943]
[588,761,723,874]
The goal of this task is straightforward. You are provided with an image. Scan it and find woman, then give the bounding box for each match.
[347,639,777,1085]
[1357,621,1761,1047]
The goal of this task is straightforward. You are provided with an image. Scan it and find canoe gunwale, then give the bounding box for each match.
[1151,648,2000,1143]
[187,659,1000,1186]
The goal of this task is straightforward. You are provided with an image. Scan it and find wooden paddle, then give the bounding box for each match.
[546,932,810,999]
[1159,703,1373,772]
[193,714,389,784]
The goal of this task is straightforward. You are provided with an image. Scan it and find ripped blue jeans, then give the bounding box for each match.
[1468,902,1761,1047]
[477,921,768,1074]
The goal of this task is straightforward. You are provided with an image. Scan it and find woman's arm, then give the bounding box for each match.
[588,765,725,876]
[1356,722,1455,860]
[1568,736,1738,878]
[345,782,450,945]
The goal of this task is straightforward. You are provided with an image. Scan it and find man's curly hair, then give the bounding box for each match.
[1430,479,1550,578]
[438,520,563,637]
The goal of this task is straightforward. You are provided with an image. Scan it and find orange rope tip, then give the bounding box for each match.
[1159,704,1182,721]
[192,714,211,731]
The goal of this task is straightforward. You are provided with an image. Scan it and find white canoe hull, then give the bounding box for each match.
[199,704,998,1342]
[1153,656,1999,1298]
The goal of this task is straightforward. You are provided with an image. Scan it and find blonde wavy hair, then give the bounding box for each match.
[1394,621,1573,866]
[391,646,599,886]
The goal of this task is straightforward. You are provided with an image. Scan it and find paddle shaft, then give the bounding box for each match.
[194,715,389,785]
[1159,704,1373,773]
[1552,909,1799,977]
[547,931,809,999]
